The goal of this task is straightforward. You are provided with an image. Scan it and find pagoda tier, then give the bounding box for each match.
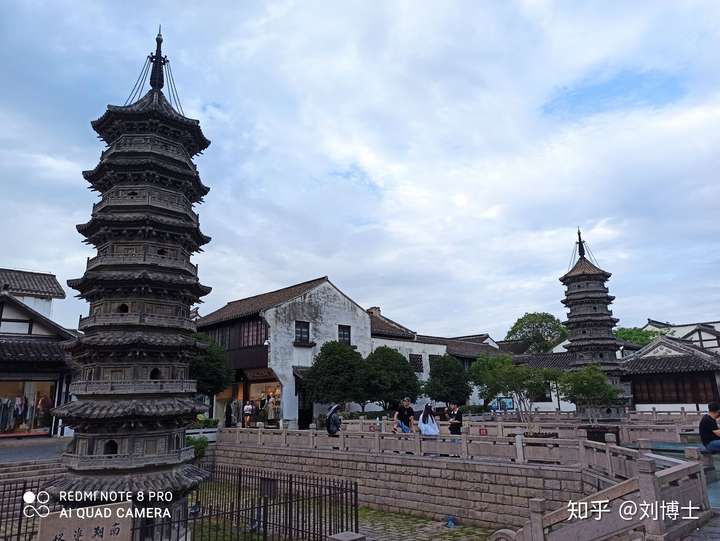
[559,232,620,373]
[50,31,212,497]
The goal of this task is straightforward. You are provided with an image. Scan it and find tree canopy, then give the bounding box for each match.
[364,346,421,410]
[615,327,663,347]
[302,341,365,406]
[423,354,471,405]
[468,354,560,422]
[557,364,619,407]
[505,312,568,353]
[190,333,233,396]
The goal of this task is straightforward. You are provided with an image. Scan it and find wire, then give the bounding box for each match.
[124,57,151,105]
[567,242,578,271]
[585,242,600,267]
[166,61,186,115]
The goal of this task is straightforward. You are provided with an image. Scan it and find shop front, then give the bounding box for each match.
[214,368,282,428]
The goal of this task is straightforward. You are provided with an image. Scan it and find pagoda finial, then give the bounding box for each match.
[149,26,166,91]
[577,227,586,258]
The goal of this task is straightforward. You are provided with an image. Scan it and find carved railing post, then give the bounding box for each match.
[515,435,526,464]
[637,458,665,537]
[528,498,546,541]
[604,433,616,477]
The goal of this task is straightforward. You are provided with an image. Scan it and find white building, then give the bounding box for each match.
[198,277,372,429]
[0,268,74,437]
[643,318,720,354]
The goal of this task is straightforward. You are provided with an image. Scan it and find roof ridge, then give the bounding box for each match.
[224,276,328,306]
[0,267,59,277]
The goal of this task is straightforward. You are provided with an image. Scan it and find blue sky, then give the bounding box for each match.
[2,1,720,338]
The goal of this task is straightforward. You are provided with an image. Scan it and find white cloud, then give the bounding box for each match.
[2,1,720,339]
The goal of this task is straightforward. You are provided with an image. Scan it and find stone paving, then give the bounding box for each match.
[682,512,720,540]
[359,508,492,541]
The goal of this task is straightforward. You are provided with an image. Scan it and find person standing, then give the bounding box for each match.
[326,404,342,436]
[700,402,720,452]
[446,402,463,435]
[224,401,233,428]
[243,401,253,428]
[418,404,439,436]
[394,397,415,433]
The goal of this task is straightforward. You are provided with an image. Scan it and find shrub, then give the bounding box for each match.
[186,435,209,459]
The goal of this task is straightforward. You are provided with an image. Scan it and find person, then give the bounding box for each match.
[699,402,720,452]
[418,404,440,436]
[224,401,233,428]
[326,404,342,436]
[243,401,253,428]
[393,397,415,433]
[446,402,463,436]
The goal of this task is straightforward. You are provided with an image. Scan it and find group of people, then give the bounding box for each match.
[224,397,279,428]
[393,397,463,436]
[325,398,463,437]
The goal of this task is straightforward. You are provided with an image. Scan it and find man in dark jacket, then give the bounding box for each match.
[700,402,720,452]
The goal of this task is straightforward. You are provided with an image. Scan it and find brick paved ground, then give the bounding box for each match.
[359,508,492,541]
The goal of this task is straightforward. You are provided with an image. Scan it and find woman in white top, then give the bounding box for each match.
[418,403,440,436]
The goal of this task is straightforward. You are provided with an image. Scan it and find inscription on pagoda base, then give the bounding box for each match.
[38,502,133,541]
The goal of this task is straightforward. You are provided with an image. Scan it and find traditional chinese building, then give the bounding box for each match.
[560,230,621,371]
[50,31,211,502]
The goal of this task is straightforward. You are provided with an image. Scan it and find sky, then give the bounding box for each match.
[2,1,720,339]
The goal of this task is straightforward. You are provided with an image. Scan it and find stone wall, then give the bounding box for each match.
[214,443,585,529]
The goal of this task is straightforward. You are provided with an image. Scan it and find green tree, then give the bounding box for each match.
[190,333,233,396]
[423,355,472,405]
[557,364,619,410]
[505,312,568,353]
[302,341,366,406]
[615,327,663,347]
[468,354,558,423]
[365,346,421,410]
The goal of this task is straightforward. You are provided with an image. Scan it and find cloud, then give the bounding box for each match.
[2,1,720,339]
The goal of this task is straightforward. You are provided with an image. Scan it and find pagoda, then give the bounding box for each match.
[560,230,620,370]
[50,31,211,501]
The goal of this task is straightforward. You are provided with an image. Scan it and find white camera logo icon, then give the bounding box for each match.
[22,491,50,518]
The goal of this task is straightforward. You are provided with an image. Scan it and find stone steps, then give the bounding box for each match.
[0,459,63,483]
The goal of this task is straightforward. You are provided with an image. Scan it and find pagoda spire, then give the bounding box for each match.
[577,227,586,258]
[149,25,166,90]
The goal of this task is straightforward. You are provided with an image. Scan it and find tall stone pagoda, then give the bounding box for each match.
[560,230,620,372]
[51,31,211,498]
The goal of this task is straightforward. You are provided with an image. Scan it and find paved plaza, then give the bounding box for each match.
[0,437,68,462]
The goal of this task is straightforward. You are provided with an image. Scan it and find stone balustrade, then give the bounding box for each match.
[490,446,712,541]
[341,418,686,443]
[78,313,196,331]
[69,379,197,395]
[61,447,195,471]
[480,406,703,427]
[92,194,199,224]
[87,253,198,274]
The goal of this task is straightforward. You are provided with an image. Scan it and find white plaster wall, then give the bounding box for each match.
[263,281,372,424]
[370,337,446,382]
[15,296,53,318]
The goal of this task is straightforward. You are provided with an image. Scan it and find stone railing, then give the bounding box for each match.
[78,313,195,332]
[481,407,703,427]
[341,419,686,443]
[222,427,594,465]
[61,447,195,471]
[490,446,712,541]
[69,379,197,395]
[86,253,198,274]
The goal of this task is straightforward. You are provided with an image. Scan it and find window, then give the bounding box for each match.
[103,440,118,455]
[295,321,310,344]
[338,325,351,345]
[409,354,423,373]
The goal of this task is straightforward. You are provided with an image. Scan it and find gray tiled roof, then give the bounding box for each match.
[0,268,65,299]
[198,277,328,327]
[623,354,720,375]
[0,337,66,365]
[515,352,576,370]
[369,312,416,339]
